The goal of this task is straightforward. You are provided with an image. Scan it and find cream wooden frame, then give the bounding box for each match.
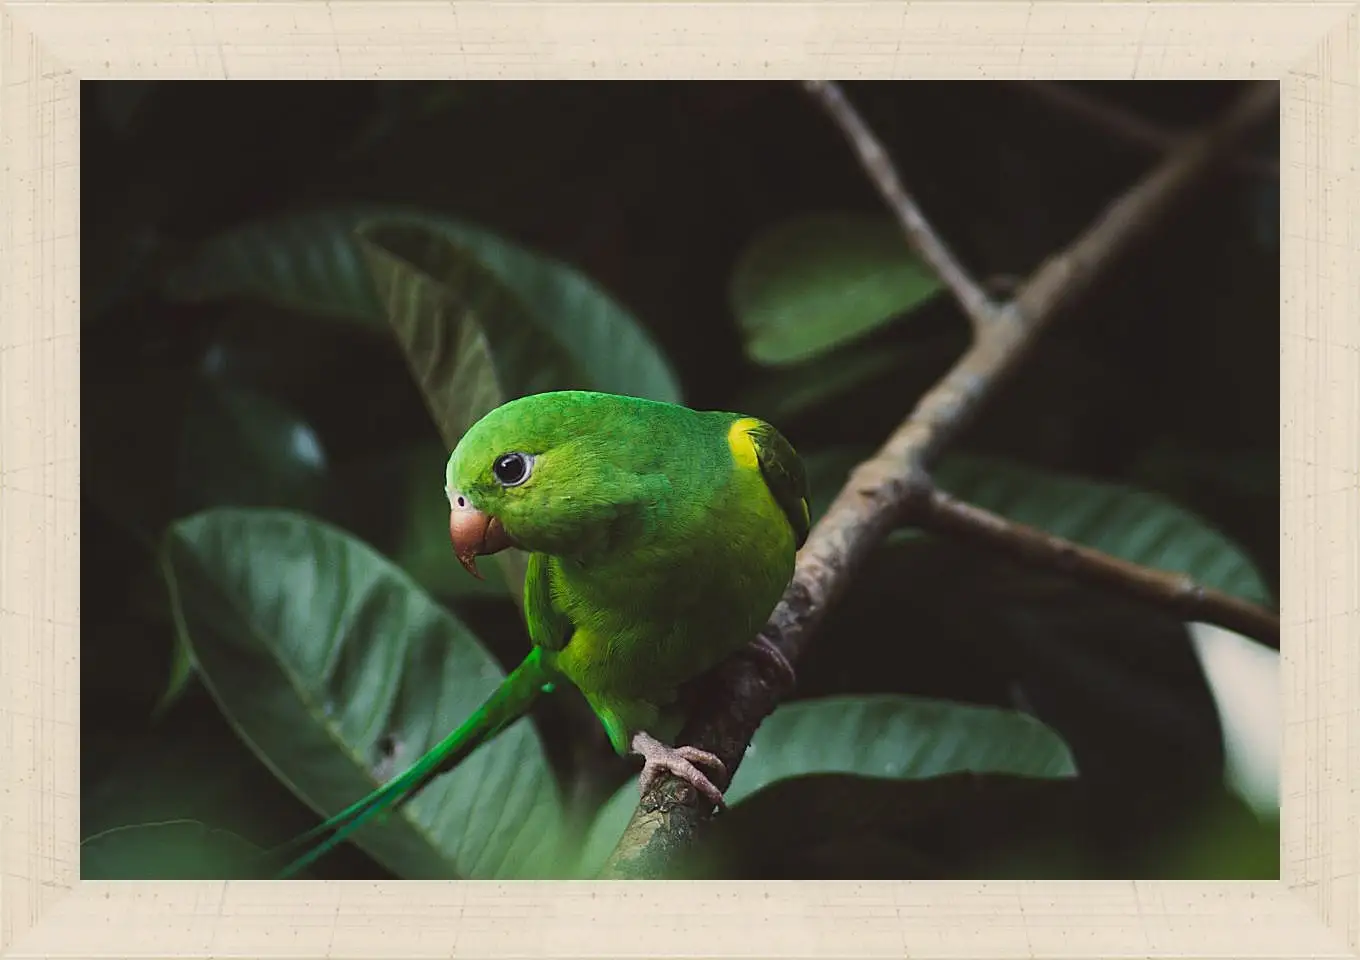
[2,3,1354,957]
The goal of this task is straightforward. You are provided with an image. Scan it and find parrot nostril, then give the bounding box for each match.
[457,496,466,508]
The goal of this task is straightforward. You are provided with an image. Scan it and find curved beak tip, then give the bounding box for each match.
[448,496,514,581]
[456,550,485,580]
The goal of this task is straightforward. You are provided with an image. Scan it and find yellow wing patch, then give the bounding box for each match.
[727,415,812,549]
[726,417,763,471]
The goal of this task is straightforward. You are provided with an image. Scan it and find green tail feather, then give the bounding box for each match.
[266,648,554,879]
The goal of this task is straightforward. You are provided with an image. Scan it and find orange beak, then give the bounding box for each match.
[448,493,515,579]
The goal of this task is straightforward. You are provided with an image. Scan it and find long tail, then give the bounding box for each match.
[266,648,555,879]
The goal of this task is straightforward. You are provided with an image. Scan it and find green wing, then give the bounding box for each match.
[747,419,812,549]
[523,551,573,652]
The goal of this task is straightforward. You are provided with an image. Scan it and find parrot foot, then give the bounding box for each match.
[631,731,727,810]
[745,634,797,692]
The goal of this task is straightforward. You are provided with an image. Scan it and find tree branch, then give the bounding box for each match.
[1017,80,1279,179]
[598,80,1280,879]
[917,490,1280,646]
[804,80,1001,334]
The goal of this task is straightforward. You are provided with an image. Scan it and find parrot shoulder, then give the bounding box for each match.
[725,416,811,549]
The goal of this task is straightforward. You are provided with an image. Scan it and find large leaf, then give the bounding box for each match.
[355,217,574,443]
[729,212,943,366]
[82,821,264,881]
[157,381,332,714]
[161,508,567,879]
[354,219,560,595]
[932,455,1274,606]
[161,204,682,405]
[578,694,1075,877]
[413,217,681,409]
[734,695,1076,800]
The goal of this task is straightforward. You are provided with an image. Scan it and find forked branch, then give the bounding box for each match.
[599,80,1280,878]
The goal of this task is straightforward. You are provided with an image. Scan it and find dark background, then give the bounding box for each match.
[81,81,1280,881]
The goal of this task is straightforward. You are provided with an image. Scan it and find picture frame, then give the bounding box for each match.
[2,3,1352,956]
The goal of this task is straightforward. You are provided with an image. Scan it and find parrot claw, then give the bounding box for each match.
[631,731,728,810]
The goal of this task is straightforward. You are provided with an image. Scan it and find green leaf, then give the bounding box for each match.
[578,694,1074,877]
[933,455,1274,606]
[158,382,331,712]
[161,507,567,879]
[354,219,565,595]
[732,695,1076,801]
[161,205,682,405]
[420,217,681,409]
[82,821,265,880]
[730,212,944,366]
[355,217,576,443]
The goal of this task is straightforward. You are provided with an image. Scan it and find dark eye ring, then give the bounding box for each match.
[492,452,533,487]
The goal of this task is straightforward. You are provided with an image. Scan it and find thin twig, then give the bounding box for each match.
[918,489,1280,646]
[598,80,1280,879]
[803,80,1001,334]
[1019,80,1279,179]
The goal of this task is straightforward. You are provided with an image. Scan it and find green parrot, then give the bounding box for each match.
[271,389,809,878]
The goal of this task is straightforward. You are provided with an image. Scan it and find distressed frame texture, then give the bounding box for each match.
[1,2,1355,957]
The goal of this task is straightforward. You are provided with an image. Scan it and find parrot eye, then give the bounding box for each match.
[492,452,533,487]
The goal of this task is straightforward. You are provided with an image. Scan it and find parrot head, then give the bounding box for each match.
[442,391,642,578]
